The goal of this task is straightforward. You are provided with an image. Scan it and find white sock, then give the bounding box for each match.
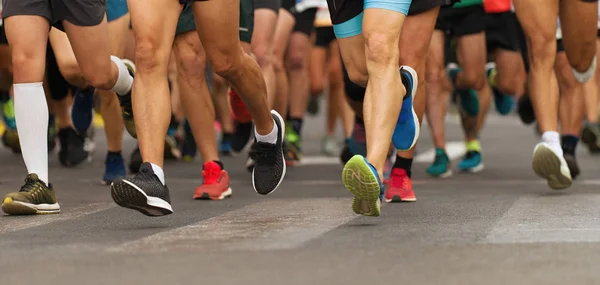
[255,121,278,144]
[110,56,133,96]
[541,131,563,156]
[150,163,165,185]
[572,55,597,83]
[14,83,49,184]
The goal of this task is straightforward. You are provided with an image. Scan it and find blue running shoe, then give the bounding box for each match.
[426,148,453,178]
[342,155,383,217]
[71,86,95,134]
[486,62,514,115]
[447,63,479,117]
[392,66,420,151]
[458,151,484,173]
[103,152,126,185]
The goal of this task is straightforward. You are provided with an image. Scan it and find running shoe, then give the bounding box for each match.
[392,66,420,151]
[322,135,339,156]
[193,161,232,200]
[340,139,354,164]
[58,127,89,167]
[2,129,20,153]
[111,162,173,216]
[581,122,600,153]
[1,174,60,215]
[129,146,143,174]
[232,121,253,154]
[284,140,302,166]
[342,155,383,217]
[385,168,416,203]
[181,121,197,162]
[532,142,572,190]
[102,152,127,185]
[250,110,286,195]
[486,62,514,116]
[48,115,57,153]
[458,151,484,173]
[426,148,453,178]
[117,59,137,138]
[229,88,252,123]
[71,86,95,134]
[307,95,320,116]
[563,153,580,180]
[1,94,16,130]
[517,95,536,125]
[219,133,233,156]
[447,63,479,117]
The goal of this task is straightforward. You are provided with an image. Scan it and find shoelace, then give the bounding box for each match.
[19,177,37,193]
[250,142,277,165]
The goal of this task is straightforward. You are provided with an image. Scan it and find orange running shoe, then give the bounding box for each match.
[229,89,252,123]
[384,168,416,202]
[193,161,232,200]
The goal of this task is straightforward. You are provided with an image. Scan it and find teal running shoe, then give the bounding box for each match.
[458,151,484,173]
[342,155,383,217]
[0,96,16,130]
[426,148,452,178]
[447,63,479,117]
[486,62,514,115]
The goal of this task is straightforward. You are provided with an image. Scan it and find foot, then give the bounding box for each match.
[307,95,320,116]
[426,148,453,178]
[392,66,420,151]
[71,86,96,134]
[117,60,137,138]
[486,63,514,116]
[321,135,339,156]
[342,155,383,216]
[102,152,127,185]
[385,168,416,202]
[111,162,173,216]
[339,139,354,164]
[448,63,479,117]
[250,110,286,195]
[219,135,233,157]
[1,174,60,215]
[283,139,302,166]
[231,121,253,154]
[181,121,197,161]
[563,153,580,180]
[193,161,232,200]
[532,142,572,190]
[58,127,90,167]
[517,95,536,125]
[458,151,484,173]
[129,146,143,174]
[581,122,600,153]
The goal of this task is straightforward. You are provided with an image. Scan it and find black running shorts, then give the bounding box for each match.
[2,0,106,27]
[315,26,336,47]
[408,0,453,15]
[282,0,296,13]
[485,12,521,52]
[254,0,282,12]
[435,5,487,36]
[293,8,317,36]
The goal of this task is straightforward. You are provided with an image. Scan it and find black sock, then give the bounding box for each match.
[561,135,579,156]
[393,155,413,178]
[108,151,122,157]
[222,132,233,143]
[212,160,224,170]
[0,91,10,102]
[289,117,303,136]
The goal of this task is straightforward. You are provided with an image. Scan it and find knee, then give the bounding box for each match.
[461,69,485,90]
[496,72,521,95]
[285,50,307,72]
[526,34,556,67]
[365,32,397,66]
[252,44,272,68]
[426,67,444,86]
[176,50,207,81]
[85,68,114,90]
[211,50,243,80]
[272,56,285,73]
[135,37,168,74]
[311,79,325,96]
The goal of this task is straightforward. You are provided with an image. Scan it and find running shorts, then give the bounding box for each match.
[435,5,486,36]
[293,8,317,35]
[2,0,106,27]
[106,0,128,22]
[408,0,453,15]
[254,0,281,13]
[0,26,7,45]
[315,26,336,47]
[175,0,254,43]
[485,12,520,52]
[282,0,297,12]
[326,0,413,38]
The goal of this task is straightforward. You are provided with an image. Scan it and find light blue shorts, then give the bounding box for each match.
[332,0,412,39]
[106,0,129,22]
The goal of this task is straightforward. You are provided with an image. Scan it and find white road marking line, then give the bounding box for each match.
[482,194,600,244]
[109,198,357,252]
[0,203,115,234]
[415,141,466,163]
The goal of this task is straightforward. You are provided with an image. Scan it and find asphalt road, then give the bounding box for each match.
[2,109,600,285]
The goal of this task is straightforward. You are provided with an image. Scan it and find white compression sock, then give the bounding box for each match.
[572,55,597,83]
[14,83,49,184]
[541,131,563,157]
[150,163,165,185]
[110,56,133,96]
[255,121,278,144]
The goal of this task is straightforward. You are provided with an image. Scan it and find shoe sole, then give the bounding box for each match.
[532,145,572,190]
[111,179,173,216]
[427,169,453,179]
[193,187,233,200]
[385,196,416,203]
[252,110,287,195]
[1,198,60,215]
[582,127,600,152]
[342,155,381,217]
[459,163,484,173]
[396,66,421,152]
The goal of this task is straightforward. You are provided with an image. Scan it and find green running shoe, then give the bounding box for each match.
[118,59,137,138]
[426,148,453,178]
[342,155,383,217]
[2,174,60,215]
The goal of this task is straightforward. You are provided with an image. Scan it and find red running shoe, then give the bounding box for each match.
[229,89,252,123]
[193,161,232,200]
[384,168,416,202]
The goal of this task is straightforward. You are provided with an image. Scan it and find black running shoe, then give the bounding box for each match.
[563,153,580,180]
[249,110,286,195]
[581,122,600,153]
[232,121,253,153]
[517,95,535,125]
[58,127,89,167]
[117,60,136,138]
[48,115,57,153]
[111,162,173,216]
[129,146,143,174]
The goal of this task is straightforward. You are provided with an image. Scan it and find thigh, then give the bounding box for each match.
[495,49,525,81]
[108,13,130,57]
[398,6,439,68]
[309,45,327,85]
[273,8,295,59]
[4,16,50,82]
[62,16,112,76]
[513,0,558,44]
[192,0,243,62]
[456,32,487,77]
[48,27,78,73]
[426,30,446,79]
